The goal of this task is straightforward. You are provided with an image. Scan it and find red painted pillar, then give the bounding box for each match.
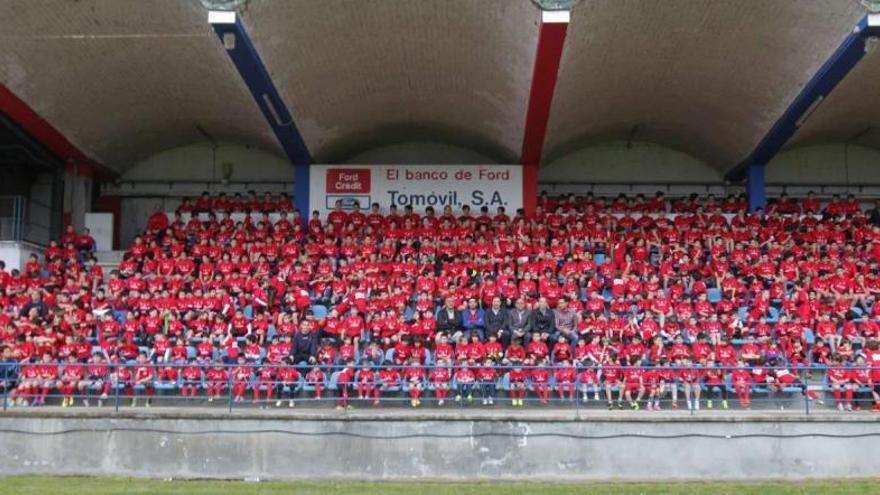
[520,10,569,216]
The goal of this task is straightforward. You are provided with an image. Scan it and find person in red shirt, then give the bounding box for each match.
[205,361,228,402]
[677,357,702,411]
[622,356,646,411]
[578,355,599,403]
[404,357,426,407]
[477,359,498,405]
[530,357,551,405]
[230,356,252,403]
[826,354,852,411]
[253,363,276,405]
[272,360,300,408]
[731,359,753,409]
[58,354,84,407]
[180,358,203,399]
[131,352,156,408]
[508,363,528,407]
[147,209,169,232]
[376,365,400,400]
[306,365,325,401]
[766,357,819,404]
[35,353,60,406]
[430,359,452,406]
[702,361,729,410]
[80,353,112,407]
[335,359,356,410]
[601,355,623,410]
[356,360,377,404]
[454,359,477,404]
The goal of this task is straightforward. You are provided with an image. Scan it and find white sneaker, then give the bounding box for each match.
[687,400,693,410]
[695,402,700,411]
[594,392,600,401]
[488,397,493,405]
[438,399,445,406]
[482,398,488,405]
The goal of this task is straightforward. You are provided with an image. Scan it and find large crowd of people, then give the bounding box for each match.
[2,189,880,412]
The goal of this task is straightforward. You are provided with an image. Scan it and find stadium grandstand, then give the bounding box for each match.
[1,0,880,488]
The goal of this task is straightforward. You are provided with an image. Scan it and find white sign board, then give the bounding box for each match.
[309,165,522,216]
[85,213,114,251]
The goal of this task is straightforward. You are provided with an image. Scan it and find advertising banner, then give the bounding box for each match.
[309,164,522,216]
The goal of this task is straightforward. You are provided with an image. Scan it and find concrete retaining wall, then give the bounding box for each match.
[0,412,878,481]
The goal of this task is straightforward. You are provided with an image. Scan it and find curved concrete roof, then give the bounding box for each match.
[0,0,873,173]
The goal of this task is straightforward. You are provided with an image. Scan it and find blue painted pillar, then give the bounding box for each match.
[208,11,312,216]
[747,163,766,213]
[294,163,310,217]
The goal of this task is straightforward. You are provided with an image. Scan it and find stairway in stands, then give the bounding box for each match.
[95,250,124,274]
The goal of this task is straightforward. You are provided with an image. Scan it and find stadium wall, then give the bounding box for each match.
[767,143,880,185]
[120,142,292,185]
[343,142,499,165]
[1,411,878,481]
[539,141,880,189]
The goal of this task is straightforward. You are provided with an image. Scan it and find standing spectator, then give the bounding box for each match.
[867,199,880,227]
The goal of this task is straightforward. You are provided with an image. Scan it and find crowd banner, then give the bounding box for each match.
[309,165,523,216]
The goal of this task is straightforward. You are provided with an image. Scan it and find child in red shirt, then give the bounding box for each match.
[180,358,203,399]
[508,364,528,407]
[306,365,325,401]
[530,357,551,405]
[623,356,646,411]
[454,360,477,404]
[477,359,498,405]
[58,355,84,407]
[731,359,752,408]
[677,357,702,411]
[131,352,156,408]
[275,359,301,408]
[335,359,356,410]
[554,359,576,401]
[405,357,426,407]
[231,356,251,403]
[826,355,852,411]
[356,360,377,404]
[205,362,228,402]
[428,359,450,406]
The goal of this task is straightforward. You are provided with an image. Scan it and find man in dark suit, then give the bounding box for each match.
[484,296,510,346]
[507,297,534,343]
[436,297,463,339]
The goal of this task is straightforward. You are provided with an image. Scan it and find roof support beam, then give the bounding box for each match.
[726,14,880,182]
[209,10,312,216]
[520,10,569,215]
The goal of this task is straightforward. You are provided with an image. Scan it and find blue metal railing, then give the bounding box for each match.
[1,362,875,416]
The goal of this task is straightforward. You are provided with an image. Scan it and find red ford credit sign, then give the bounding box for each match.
[326,168,371,194]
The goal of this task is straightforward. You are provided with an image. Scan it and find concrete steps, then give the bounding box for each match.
[95,250,124,272]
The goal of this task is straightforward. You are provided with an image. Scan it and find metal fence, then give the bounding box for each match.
[1,363,876,416]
